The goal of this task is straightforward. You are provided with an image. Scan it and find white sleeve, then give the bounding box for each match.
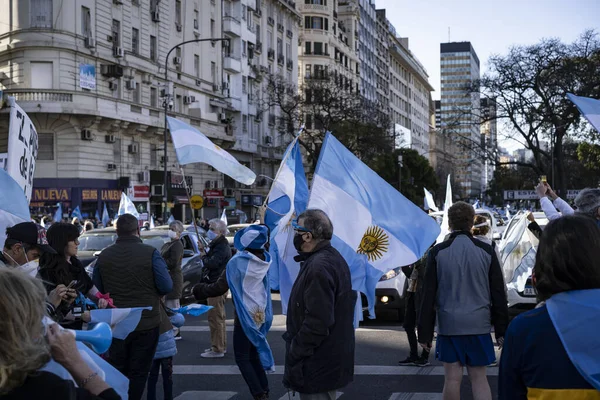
[540,197,562,221]
[553,197,575,216]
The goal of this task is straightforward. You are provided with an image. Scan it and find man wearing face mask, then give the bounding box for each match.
[283,209,356,400]
[199,218,232,358]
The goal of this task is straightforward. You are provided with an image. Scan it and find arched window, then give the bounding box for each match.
[30,0,53,28]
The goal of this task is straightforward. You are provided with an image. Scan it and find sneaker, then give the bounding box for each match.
[414,356,431,367]
[201,350,225,358]
[398,356,418,366]
[174,328,182,341]
[204,348,227,354]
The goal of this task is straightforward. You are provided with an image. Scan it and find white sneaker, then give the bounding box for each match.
[201,350,225,358]
[204,348,227,353]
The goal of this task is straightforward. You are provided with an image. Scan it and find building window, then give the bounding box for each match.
[242,40,247,57]
[38,133,54,161]
[175,47,182,70]
[313,42,323,55]
[150,144,157,165]
[150,35,157,61]
[277,38,282,56]
[242,76,247,94]
[194,55,200,78]
[132,28,139,54]
[150,87,157,107]
[31,0,53,28]
[112,19,121,46]
[81,6,91,36]
[286,42,291,60]
[133,81,141,104]
[305,64,311,78]
[305,0,327,4]
[242,115,248,132]
[211,62,216,84]
[304,16,327,30]
[175,0,182,25]
[305,42,311,54]
[210,19,216,46]
[31,62,53,89]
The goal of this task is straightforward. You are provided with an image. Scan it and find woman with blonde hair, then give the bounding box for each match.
[0,268,120,399]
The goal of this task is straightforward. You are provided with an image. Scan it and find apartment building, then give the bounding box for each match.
[480,97,497,192]
[440,41,482,198]
[0,0,298,221]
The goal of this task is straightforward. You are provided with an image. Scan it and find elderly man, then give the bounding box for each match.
[283,209,356,400]
[93,214,172,400]
[574,188,600,223]
[199,218,232,358]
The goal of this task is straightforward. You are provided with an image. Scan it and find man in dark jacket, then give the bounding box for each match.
[93,214,173,400]
[199,218,232,358]
[283,209,356,400]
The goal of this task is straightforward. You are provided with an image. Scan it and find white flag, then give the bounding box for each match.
[117,192,140,219]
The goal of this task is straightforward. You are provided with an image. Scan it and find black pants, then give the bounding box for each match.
[403,292,431,359]
[234,323,269,397]
[147,357,173,400]
[108,326,160,400]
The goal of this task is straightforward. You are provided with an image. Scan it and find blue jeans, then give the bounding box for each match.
[234,323,269,397]
[147,357,173,400]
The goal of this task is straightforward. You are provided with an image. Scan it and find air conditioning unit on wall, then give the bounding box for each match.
[105,134,116,143]
[128,143,139,154]
[81,129,93,141]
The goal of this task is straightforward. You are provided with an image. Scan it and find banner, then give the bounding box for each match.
[79,64,96,90]
[7,97,38,203]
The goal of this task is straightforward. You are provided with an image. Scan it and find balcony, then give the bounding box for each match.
[286,30,293,39]
[223,16,242,37]
[267,17,274,26]
[255,41,263,53]
[277,23,284,33]
[267,48,275,60]
[277,54,284,65]
[286,59,293,70]
[224,55,242,73]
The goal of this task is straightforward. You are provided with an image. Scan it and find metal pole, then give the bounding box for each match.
[162,38,230,221]
[397,154,403,193]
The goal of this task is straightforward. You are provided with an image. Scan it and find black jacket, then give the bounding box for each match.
[283,241,356,394]
[201,235,232,284]
[3,371,120,399]
[161,240,184,300]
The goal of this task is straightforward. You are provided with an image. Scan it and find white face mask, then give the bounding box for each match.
[168,230,179,240]
[207,230,218,241]
[18,259,40,277]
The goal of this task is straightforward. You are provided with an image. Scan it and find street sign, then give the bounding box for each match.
[190,195,204,210]
[504,189,581,200]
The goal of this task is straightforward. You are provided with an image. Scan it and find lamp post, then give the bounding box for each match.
[162,38,230,220]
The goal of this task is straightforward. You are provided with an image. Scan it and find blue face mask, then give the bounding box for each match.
[207,230,218,241]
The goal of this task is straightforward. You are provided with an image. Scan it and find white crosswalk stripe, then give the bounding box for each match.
[277,392,343,400]
[174,391,238,400]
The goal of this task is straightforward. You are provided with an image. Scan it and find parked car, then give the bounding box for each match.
[371,266,406,320]
[83,230,209,304]
[153,224,208,239]
[226,223,253,253]
[77,228,118,267]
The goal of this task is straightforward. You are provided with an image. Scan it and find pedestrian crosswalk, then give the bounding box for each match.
[174,391,444,400]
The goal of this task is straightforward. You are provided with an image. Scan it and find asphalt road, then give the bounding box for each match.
[159,294,500,400]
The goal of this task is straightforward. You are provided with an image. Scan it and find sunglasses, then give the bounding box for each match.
[291,219,311,233]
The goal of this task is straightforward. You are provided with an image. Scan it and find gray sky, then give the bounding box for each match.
[375,0,600,100]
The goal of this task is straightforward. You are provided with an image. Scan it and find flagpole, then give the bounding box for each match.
[179,167,202,240]
[260,128,304,219]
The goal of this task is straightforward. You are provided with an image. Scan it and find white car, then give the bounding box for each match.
[373,266,406,320]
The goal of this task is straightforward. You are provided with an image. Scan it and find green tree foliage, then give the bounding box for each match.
[369,148,440,207]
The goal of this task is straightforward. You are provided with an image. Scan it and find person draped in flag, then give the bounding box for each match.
[192,224,273,400]
[499,215,600,398]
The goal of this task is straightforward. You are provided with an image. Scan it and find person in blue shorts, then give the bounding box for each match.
[418,201,508,400]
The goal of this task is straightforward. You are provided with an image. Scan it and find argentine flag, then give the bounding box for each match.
[0,169,30,248]
[308,133,440,316]
[423,188,439,212]
[101,203,110,227]
[90,307,151,340]
[436,175,453,244]
[71,206,83,220]
[264,138,309,313]
[167,116,256,185]
[118,192,140,219]
[567,93,600,132]
[54,203,63,223]
[227,251,275,371]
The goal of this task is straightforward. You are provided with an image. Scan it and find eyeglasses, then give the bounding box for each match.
[291,219,311,233]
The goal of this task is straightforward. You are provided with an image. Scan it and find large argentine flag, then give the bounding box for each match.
[0,169,30,248]
[308,133,440,316]
[226,251,275,371]
[167,117,256,185]
[90,307,150,340]
[264,138,309,313]
[567,93,600,132]
[499,212,538,292]
[118,192,140,219]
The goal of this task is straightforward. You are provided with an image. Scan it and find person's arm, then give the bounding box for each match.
[288,268,336,365]
[92,263,104,294]
[489,248,509,340]
[163,241,184,271]
[552,197,575,216]
[498,324,527,400]
[152,250,173,296]
[539,197,562,221]
[193,268,229,299]
[417,248,438,345]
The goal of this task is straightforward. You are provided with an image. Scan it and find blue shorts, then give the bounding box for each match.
[436,334,496,366]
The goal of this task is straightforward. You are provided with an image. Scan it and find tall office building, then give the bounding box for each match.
[440,41,481,198]
[480,97,497,192]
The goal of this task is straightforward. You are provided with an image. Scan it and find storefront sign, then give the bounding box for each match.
[190,195,204,210]
[101,189,122,202]
[241,194,263,206]
[223,197,236,210]
[7,97,38,202]
[79,64,96,90]
[128,185,150,201]
[170,175,193,190]
[241,195,251,206]
[504,189,581,200]
[32,188,71,202]
[82,189,98,201]
[203,189,223,198]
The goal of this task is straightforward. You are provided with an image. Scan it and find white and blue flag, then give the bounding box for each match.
[308,133,440,316]
[71,206,83,221]
[101,203,110,227]
[90,307,151,340]
[221,209,228,225]
[167,215,175,224]
[95,209,101,222]
[423,188,439,212]
[264,138,309,313]
[0,169,30,247]
[567,93,600,132]
[118,192,140,219]
[436,174,453,244]
[226,251,275,371]
[149,215,155,229]
[53,203,63,223]
[167,117,256,185]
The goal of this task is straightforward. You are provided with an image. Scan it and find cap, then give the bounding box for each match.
[234,225,269,251]
[6,222,57,254]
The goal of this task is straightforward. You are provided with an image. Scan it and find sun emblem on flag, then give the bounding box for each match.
[249,306,266,327]
[357,226,389,261]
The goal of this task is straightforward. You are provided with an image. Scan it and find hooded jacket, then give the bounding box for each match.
[499,289,600,399]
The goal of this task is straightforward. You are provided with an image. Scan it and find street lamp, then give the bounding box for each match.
[162,38,230,220]
[397,154,403,192]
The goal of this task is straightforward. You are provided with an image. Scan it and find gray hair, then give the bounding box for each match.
[574,188,600,217]
[298,209,333,240]
[208,218,228,235]
[169,220,184,234]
